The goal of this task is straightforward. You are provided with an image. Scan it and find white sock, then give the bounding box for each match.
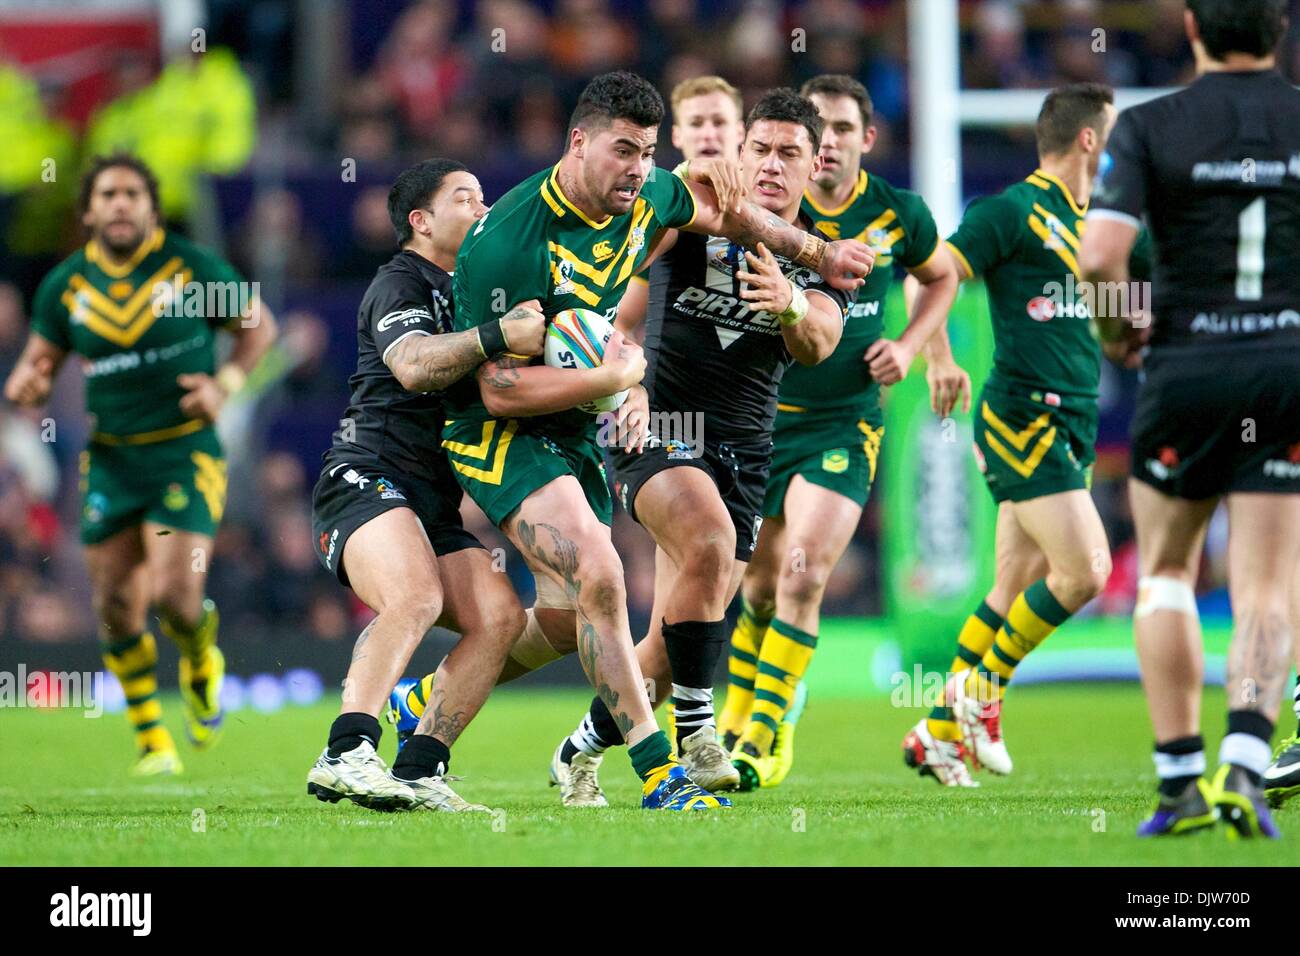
[1219,732,1272,777]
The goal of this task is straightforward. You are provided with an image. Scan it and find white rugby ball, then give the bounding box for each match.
[544,308,629,414]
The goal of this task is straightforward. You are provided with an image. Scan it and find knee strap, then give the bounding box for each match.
[1136,576,1198,619]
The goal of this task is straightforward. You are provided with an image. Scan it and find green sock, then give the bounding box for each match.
[629,731,673,781]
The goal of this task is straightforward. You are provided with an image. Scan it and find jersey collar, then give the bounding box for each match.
[803,168,868,218]
[86,227,164,278]
[1027,168,1088,218]
[541,164,613,230]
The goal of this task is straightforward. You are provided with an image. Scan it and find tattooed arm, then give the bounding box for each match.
[477,329,647,418]
[385,301,546,393]
[678,169,873,292]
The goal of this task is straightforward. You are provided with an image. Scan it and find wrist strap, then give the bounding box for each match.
[215,364,246,396]
[793,232,826,270]
[777,283,809,326]
[476,319,509,358]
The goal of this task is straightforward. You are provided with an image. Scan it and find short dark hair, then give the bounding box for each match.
[78,153,161,218]
[388,158,468,246]
[1188,0,1287,60]
[745,88,824,153]
[568,70,665,139]
[1035,82,1114,156]
[800,74,874,130]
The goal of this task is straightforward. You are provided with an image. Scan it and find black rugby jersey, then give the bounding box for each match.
[1090,70,1300,352]
[327,250,457,477]
[643,219,853,441]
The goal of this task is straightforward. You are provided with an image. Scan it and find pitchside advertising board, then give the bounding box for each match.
[882,281,996,671]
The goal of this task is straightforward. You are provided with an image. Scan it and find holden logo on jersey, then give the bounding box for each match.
[592,240,615,263]
[554,259,575,295]
[1026,296,1056,322]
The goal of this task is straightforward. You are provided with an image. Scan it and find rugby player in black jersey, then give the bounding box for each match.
[547,88,861,800]
[305,159,546,812]
[1081,0,1300,837]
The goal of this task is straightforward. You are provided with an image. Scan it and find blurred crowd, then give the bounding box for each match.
[2,0,1284,646]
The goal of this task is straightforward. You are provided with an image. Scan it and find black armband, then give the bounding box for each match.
[476,319,509,358]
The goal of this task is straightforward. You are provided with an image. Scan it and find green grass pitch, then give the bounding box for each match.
[4,685,1295,866]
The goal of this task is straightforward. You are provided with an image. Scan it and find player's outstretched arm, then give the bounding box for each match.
[178,297,279,422]
[387,301,546,393]
[678,173,873,292]
[3,333,66,408]
[477,329,646,419]
[737,243,842,365]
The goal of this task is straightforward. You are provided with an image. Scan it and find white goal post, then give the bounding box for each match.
[907,0,1179,234]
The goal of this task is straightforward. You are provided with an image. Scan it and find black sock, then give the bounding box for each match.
[391,733,452,781]
[1155,735,1204,797]
[587,695,624,746]
[663,618,727,749]
[328,712,382,757]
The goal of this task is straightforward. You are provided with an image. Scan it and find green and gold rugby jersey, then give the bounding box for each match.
[946,168,1152,410]
[448,163,697,435]
[30,228,246,441]
[780,169,940,412]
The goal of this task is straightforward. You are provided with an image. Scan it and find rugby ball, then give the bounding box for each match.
[544,308,630,414]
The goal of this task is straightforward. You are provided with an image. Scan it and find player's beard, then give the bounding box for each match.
[592,169,640,217]
[97,220,149,257]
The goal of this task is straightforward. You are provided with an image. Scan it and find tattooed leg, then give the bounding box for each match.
[412,547,527,744]
[506,477,657,740]
[1224,493,1300,723]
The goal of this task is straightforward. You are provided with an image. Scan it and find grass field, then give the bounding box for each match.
[4,684,1296,866]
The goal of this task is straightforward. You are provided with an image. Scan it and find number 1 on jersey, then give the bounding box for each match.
[1236,196,1265,301]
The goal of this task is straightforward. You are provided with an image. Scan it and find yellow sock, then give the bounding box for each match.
[741,618,816,756]
[718,598,770,737]
[927,601,1004,741]
[102,632,174,753]
[405,673,436,720]
[970,579,1071,701]
[159,598,219,679]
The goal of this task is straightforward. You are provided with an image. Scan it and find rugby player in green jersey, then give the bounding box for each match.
[717,75,966,790]
[900,84,1152,786]
[442,71,872,810]
[5,154,277,775]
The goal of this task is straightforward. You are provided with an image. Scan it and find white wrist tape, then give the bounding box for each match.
[777,281,809,326]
